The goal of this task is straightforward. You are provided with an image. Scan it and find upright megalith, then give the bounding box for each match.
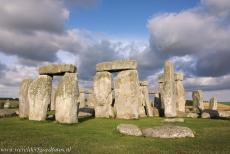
[157,75,164,109]
[140,81,153,117]
[175,73,186,113]
[78,89,86,108]
[28,75,52,121]
[93,71,114,118]
[114,70,140,119]
[209,97,217,110]
[50,87,56,111]
[39,64,76,75]
[192,90,204,111]
[162,61,177,117]
[55,73,79,124]
[19,79,33,118]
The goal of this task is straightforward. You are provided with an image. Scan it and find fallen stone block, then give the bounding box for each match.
[142,125,194,138]
[117,124,142,136]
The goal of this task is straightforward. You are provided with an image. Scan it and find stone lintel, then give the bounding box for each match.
[39,64,76,75]
[96,60,137,72]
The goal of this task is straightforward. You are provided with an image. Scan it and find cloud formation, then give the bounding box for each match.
[148,0,230,77]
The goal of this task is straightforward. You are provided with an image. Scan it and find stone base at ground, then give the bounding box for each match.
[142,125,194,138]
[117,124,142,136]
[186,112,199,118]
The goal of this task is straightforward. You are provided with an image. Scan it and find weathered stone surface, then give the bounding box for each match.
[140,81,153,117]
[218,111,230,118]
[164,118,184,122]
[157,75,164,109]
[50,87,56,111]
[209,97,217,110]
[142,125,194,138]
[174,72,183,81]
[139,81,148,86]
[78,107,95,117]
[152,107,160,117]
[114,70,140,119]
[186,112,199,118]
[201,112,210,119]
[162,61,177,117]
[96,60,137,72]
[3,100,10,109]
[28,75,52,121]
[78,91,86,108]
[39,64,76,75]
[117,124,142,136]
[55,73,79,124]
[192,90,204,111]
[87,93,96,107]
[175,73,186,113]
[19,79,33,118]
[93,71,114,118]
[0,109,17,118]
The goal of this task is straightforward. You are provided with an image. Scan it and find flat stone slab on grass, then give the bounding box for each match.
[0,109,17,118]
[142,125,194,138]
[96,60,137,72]
[39,64,76,75]
[164,118,184,122]
[117,124,142,136]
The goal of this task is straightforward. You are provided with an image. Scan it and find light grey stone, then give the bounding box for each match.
[175,73,186,113]
[164,118,184,122]
[201,112,210,119]
[161,61,177,117]
[28,75,52,121]
[142,125,194,138]
[78,91,86,108]
[39,64,76,75]
[93,71,114,118]
[50,87,56,111]
[96,60,137,72]
[140,81,153,117]
[19,79,33,118]
[114,70,140,119]
[117,124,142,136]
[209,97,217,110]
[4,100,10,109]
[218,111,230,118]
[192,90,204,111]
[55,73,79,124]
[186,112,199,118]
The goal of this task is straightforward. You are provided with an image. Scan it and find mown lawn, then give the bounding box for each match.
[0,117,229,154]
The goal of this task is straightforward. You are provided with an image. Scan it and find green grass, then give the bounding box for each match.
[0,117,229,154]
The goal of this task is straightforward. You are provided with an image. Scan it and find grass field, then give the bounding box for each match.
[0,117,229,154]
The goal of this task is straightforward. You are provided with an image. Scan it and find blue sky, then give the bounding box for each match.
[68,0,200,39]
[0,0,230,101]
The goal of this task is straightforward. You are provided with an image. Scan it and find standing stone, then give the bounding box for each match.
[78,90,86,108]
[55,73,79,124]
[162,61,177,117]
[157,75,164,109]
[50,87,56,111]
[192,90,204,111]
[28,75,52,121]
[140,81,153,117]
[19,79,33,118]
[93,71,114,118]
[114,70,140,119]
[175,73,186,113]
[209,97,218,110]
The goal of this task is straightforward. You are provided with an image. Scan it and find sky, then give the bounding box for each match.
[0,0,230,101]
